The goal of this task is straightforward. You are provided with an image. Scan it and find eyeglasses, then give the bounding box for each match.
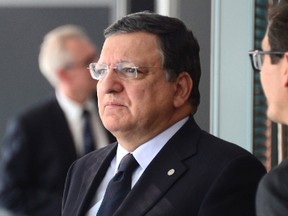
[248,50,285,71]
[88,62,160,80]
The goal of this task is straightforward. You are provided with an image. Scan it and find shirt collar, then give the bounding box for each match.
[115,116,189,172]
[56,90,83,119]
[56,90,96,118]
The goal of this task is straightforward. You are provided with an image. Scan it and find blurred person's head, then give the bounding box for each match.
[39,24,98,104]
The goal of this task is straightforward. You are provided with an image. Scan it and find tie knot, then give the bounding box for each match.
[82,109,90,118]
[118,154,138,174]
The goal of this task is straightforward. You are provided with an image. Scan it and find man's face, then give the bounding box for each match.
[97,32,182,148]
[260,34,288,123]
[65,37,98,99]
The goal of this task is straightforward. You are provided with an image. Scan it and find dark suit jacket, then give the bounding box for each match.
[62,116,266,216]
[256,158,288,216]
[0,95,115,216]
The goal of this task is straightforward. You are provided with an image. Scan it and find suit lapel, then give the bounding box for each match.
[72,116,200,215]
[116,147,187,216]
[52,98,78,159]
[77,144,117,215]
[115,116,200,216]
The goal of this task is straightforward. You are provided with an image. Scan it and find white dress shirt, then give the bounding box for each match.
[56,91,109,156]
[86,116,188,215]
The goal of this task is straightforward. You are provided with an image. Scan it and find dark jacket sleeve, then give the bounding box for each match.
[256,159,288,216]
[0,117,62,216]
[198,154,266,216]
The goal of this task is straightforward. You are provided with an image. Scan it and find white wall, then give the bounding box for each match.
[211,0,255,151]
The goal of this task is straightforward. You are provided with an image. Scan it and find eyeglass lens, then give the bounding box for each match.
[253,53,264,70]
[89,62,138,80]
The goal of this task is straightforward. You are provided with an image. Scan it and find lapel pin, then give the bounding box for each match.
[167,169,175,176]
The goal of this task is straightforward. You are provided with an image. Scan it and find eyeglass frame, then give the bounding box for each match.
[248,50,286,71]
[88,62,161,80]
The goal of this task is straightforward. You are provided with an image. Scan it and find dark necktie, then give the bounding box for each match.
[96,154,139,216]
[83,109,95,154]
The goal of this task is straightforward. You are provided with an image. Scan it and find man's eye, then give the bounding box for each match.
[97,68,108,75]
[121,67,136,74]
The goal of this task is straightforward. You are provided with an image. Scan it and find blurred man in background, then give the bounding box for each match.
[0,25,115,216]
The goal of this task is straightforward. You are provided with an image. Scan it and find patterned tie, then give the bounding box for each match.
[96,154,139,216]
[83,109,95,154]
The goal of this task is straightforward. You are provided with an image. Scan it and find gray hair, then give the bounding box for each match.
[38,24,90,87]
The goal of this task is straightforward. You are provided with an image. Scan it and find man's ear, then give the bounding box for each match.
[283,53,288,87]
[173,72,193,108]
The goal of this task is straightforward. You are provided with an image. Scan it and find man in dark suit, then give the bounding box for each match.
[62,12,266,216]
[248,4,288,216]
[0,25,114,216]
